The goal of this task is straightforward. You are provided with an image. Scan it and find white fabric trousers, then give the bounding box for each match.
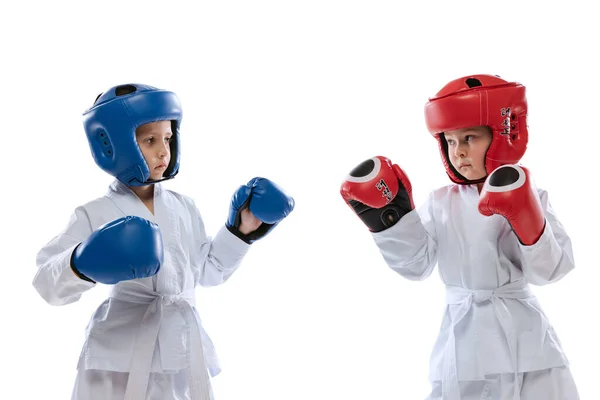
[425,366,579,400]
[71,369,215,400]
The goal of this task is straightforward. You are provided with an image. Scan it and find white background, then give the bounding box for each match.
[1,0,598,398]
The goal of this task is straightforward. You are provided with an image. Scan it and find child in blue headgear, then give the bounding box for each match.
[33,84,295,400]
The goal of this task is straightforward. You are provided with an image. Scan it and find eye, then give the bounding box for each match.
[145,137,154,144]
[165,136,172,143]
[447,139,455,146]
[465,135,473,142]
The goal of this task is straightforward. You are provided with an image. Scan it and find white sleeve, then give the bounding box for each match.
[33,207,96,306]
[371,192,438,280]
[519,189,575,285]
[188,201,251,287]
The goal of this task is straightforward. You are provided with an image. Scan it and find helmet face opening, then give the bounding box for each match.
[436,131,491,185]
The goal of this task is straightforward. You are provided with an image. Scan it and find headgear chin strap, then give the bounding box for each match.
[83,83,182,186]
[424,74,528,184]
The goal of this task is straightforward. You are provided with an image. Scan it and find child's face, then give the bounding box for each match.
[135,120,172,181]
[444,126,492,181]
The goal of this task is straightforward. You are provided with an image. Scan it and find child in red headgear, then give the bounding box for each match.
[341,75,579,399]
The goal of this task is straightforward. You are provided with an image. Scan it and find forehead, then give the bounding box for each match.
[445,126,490,137]
[136,120,172,136]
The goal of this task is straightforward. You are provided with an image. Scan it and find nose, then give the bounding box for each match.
[453,142,467,158]
[158,140,170,159]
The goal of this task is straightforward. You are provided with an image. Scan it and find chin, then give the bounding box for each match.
[468,174,487,181]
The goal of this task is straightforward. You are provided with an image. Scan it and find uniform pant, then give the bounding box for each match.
[71,369,215,400]
[425,366,579,400]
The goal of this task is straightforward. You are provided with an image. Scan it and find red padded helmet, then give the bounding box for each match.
[424,74,528,184]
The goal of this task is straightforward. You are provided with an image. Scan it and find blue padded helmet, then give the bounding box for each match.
[82,83,182,186]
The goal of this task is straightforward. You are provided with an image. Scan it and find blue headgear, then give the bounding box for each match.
[82,83,182,186]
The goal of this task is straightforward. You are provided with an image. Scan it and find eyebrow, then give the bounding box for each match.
[137,130,173,137]
[447,130,479,137]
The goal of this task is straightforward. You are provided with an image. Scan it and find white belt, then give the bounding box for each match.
[110,284,211,400]
[443,280,533,400]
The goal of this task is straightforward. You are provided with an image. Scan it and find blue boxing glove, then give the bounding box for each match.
[70,216,164,284]
[226,177,295,243]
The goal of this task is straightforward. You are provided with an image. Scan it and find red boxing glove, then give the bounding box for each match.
[341,156,415,232]
[478,164,545,245]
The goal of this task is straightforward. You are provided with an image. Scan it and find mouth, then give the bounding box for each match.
[155,164,167,170]
[458,164,472,169]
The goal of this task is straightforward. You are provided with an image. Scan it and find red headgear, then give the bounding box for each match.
[424,74,528,184]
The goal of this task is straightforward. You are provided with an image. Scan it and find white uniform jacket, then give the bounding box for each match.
[34,180,250,377]
[372,184,574,384]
